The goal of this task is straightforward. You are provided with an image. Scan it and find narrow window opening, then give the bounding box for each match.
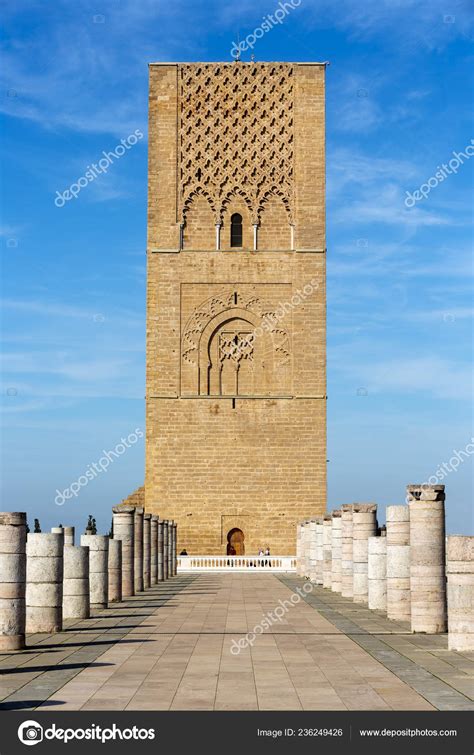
[232,398,236,409]
[230,213,243,247]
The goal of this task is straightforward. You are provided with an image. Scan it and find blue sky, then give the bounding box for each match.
[0,0,473,539]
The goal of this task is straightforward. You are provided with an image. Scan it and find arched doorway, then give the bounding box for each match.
[227,528,245,555]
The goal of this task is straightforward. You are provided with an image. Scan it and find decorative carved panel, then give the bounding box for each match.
[181,287,291,396]
[178,63,295,225]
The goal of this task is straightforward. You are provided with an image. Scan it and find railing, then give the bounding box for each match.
[177,555,297,572]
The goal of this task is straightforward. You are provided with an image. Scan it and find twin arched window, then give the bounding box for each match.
[230,213,243,247]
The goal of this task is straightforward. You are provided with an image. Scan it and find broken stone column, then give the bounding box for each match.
[305,519,313,578]
[300,520,309,577]
[447,536,474,651]
[168,520,174,578]
[26,532,63,633]
[163,520,169,580]
[368,536,387,610]
[150,516,158,584]
[386,505,411,622]
[157,519,164,581]
[63,545,90,619]
[308,519,318,582]
[63,527,75,546]
[341,505,354,599]
[352,503,377,604]
[143,513,151,589]
[331,510,342,593]
[296,522,304,575]
[108,538,122,603]
[81,535,109,610]
[322,515,332,589]
[134,507,144,592]
[112,506,134,597]
[314,518,324,585]
[172,522,177,576]
[407,484,447,633]
[0,512,27,650]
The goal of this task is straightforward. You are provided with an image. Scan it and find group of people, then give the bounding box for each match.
[258,547,271,556]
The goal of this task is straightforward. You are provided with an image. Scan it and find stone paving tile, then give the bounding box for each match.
[280,576,474,711]
[2,574,470,710]
[0,577,196,710]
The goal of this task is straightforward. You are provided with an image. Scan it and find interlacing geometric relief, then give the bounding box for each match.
[179,63,295,224]
[219,332,254,364]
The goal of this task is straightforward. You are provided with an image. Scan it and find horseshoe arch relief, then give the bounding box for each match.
[181,288,291,396]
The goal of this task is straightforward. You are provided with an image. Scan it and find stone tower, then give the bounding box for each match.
[146,61,326,555]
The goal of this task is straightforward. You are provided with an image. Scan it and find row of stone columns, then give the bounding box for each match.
[296,484,474,650]
[0,509,178,650]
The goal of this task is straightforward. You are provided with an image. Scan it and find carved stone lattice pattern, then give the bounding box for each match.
[181,288,290,367]
[179,63,294,224]
[219,332,254,364]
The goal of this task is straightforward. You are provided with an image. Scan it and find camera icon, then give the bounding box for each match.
[18,720,44,746]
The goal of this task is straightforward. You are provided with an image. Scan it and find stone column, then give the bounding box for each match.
[368,536,387,611]
[314,518,324,585]
[112,505,134,597]
[168,520,174,578]
[108,538,122,603]
[407,484,447,633]
[81,535,109,610]
[301,520,309,577]
[172,522,177,576]
[162,521,169,580]
[305,520,312,578]
[447,536,474,651]
[143,513,151,589]
[51,526,64,536]
[63,527,75,546]
[296,522,304,575]
[150,516,158,584]
[341,504,354,599]
[26,532,63,633]
[0,512,27,650]
[63,545,90,619]
[134,507,144,592]
[322,515,332,589]
[352,503,377,604]
[386,505,411,622]
[331,510,342,593]
[308,519,318,582]
[157,519,164,581]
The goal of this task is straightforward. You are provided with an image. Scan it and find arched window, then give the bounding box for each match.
[230,213,243,247]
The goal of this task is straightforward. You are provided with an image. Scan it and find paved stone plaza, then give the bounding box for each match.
[0,574,472,711]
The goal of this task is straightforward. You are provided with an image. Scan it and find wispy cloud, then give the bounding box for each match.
[330,350,472,400]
